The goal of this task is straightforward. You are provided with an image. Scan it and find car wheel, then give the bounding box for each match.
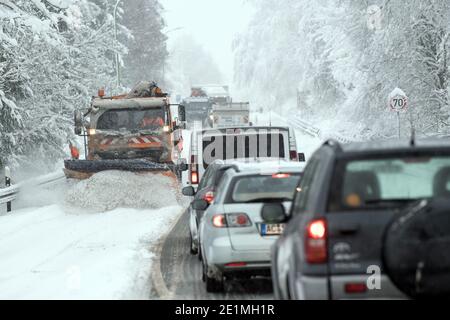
[189,232,198,255]
[206,274,224,293]
[287,257,300,300]
[197,235,203,261]
[271,252,283,300]
[383,199,450,298]
[286,275,293,300]
[202,259,224,292]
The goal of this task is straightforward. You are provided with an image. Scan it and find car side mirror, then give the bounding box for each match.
[182,186,196,197]
[192,199,209,211]
[298,153,306,162]
[261,203,288,224]
[178,105,186,122]
[179,163,188,172]
[74,110,83,135]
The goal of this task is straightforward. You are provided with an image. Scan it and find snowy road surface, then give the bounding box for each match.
[151,209,273,300]
[0,172,183,299]
[150,129,321,300]
[0,114,322,300]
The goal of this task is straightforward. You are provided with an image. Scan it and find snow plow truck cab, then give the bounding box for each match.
[64,81,187,180]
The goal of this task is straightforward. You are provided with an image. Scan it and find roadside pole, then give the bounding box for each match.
[5,166,11,212]
[113,0,122,91]
[1,159,12,213]
[388,88,408,139]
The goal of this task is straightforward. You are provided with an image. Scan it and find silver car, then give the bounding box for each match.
[194,160,304,292]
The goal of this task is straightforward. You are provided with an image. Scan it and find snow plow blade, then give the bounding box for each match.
[64,159,175,180]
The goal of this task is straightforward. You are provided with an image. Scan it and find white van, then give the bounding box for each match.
[187,126,305,187]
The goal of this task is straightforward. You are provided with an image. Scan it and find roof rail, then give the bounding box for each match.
[323,139,343,152]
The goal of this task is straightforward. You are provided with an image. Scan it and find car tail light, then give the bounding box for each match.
[226,262,247,267]
[226,213,252,228]
[190,155,199,184]
[203,191,214,204]
[290,150,298,161]
[305,219,327,264]
[212,214,252,228]
[345,283,367,294]
[191,171,198,184]
[212,215,227,228]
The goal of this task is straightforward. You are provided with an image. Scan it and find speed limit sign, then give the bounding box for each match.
[389,88,408,112]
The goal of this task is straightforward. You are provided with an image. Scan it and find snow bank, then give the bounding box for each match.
[0,169,185,299]
[0,204,181,299]
[65,171,179,212]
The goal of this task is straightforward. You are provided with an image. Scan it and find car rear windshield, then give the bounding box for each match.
[227,173,301,203]
[328,155,450,211]
[202,133,286,169]
[97,108,164,131]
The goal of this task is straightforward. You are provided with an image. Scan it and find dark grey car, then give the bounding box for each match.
[263,139,450,300]
[182,160,233,255]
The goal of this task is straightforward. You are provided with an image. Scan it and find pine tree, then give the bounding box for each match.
[121,0,168,87]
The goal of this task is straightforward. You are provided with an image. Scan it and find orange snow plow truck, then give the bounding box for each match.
[64,81,188,180]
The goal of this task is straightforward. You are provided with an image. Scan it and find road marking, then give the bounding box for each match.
[150,207,185,300]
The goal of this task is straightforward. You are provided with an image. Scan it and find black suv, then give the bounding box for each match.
[262,139,450,299]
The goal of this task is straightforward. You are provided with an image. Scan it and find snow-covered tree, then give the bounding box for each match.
[0,0,130,172]
[235,0,450,139]
[121,0,168,87]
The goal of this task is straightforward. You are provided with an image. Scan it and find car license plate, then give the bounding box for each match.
[261,223,285,236]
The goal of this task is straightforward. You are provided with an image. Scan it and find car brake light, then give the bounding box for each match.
[272,173,291,179]
[345,283,367,294]
[190,154,199,184]
[203,191,214,204]
[290,150,298,161]
[212,214,251,228]
[212,215,227,228]
[226,213,252,228]
[305,219,327,264]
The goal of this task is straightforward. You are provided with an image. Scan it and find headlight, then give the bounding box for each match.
[89,129,96,135]
[163,125,170,132]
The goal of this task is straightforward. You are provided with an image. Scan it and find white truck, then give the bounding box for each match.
[208,102,250,128]
[187,126,305,188]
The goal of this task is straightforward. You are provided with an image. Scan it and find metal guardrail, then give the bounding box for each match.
[0,185,19,205]
[272,112,357,144]
[0,171,66,212]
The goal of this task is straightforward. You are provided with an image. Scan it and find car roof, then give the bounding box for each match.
[324,138,450,156]
[198,126,290,135]
[218,159,304,175]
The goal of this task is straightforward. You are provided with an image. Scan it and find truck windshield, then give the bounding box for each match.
[96,108,165,131]
[328,155,450,211]
[185,102,210,122]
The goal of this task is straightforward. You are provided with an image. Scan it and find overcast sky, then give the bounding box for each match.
[160,0,254,83]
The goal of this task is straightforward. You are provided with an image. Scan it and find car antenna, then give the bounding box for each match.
[269,108,272,127]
